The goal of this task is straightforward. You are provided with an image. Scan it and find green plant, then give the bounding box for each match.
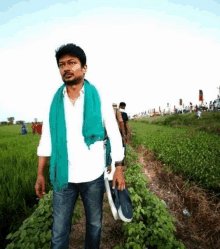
[5,190,82,248]
[129,121,220,189]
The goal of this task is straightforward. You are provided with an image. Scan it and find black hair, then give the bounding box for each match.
[119,102,126,107]
[55,43,86,67]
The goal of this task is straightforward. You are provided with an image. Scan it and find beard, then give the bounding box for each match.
[63,74,84,86]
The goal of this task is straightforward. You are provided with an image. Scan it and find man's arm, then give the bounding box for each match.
[125,121,130,139]
[37,156,50,176]
[117,110,126,139]
[100,93,125,190]
[103,106,124,165]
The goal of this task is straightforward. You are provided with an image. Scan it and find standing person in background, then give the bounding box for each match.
[112,103,126,145]
[21,123,28,135]
[107,103,126,173]
[31,122,36,134]
[35,122,43,135]
[119,102,130,166]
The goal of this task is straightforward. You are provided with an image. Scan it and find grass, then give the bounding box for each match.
[0,124,53,248]
[149,111,220,135]
[135,115,171,123]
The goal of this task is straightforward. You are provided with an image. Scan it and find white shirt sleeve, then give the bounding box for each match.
[100,90,125,163]
[37,105,52,157]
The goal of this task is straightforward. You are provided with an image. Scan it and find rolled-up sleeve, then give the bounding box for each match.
[37,106,52,157]
[100,91,124,163]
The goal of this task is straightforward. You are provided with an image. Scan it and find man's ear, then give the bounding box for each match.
[82,65,87,74]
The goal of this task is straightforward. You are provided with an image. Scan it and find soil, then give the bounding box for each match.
[133,143,220,249]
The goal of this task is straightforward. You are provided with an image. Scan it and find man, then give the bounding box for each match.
[31,122,36,134]
[106,103,126,173]
[119,102,130,166]
[112,103,126,144]
[35,43,125,249]
[21,123,28,135]
[35,122,42,135]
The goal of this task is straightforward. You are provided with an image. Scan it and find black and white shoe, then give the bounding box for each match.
[118,188,133,222]
[104,178,119,220]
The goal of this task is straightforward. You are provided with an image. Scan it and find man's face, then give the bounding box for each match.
[58,55,87,86]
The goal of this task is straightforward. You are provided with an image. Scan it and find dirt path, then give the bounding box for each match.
[134,143,220,249]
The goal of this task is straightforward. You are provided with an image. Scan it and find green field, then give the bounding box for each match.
[131,111,220,190]
[0,124,53,248]
[1,112,220,248]
[2,126,185,249]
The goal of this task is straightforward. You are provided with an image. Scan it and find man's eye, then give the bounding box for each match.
[69,61,74,65]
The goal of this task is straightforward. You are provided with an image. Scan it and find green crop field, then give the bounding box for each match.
[1,112,220,248]
[130,111,220,190]
[0,124,53,248]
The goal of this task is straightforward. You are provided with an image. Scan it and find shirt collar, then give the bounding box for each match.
[62,84,85,96]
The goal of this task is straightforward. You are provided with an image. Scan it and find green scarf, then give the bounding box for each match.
[49,79,112,191]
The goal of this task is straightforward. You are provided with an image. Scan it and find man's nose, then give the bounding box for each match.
[63,64,71,71]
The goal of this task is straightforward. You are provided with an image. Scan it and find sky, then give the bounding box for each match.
[1,0,220,122]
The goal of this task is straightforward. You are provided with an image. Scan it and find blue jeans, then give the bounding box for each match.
[123,142,126,155]
[51,173,105,249]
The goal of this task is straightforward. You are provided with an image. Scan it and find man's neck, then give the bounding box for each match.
[66,79,84,98]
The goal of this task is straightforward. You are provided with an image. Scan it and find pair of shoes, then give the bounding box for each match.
[104,178,133,222]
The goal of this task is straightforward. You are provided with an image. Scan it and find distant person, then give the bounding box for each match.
[112,103,126,144]
[195,105,198,112]
[196,109,202,119]
[119,102,130,166]
[108,103,126,173]
[209,101,212,111]
[21,124,28,135]
[190,104,193,113]
[35,122,42,135]
[31,122,36,134]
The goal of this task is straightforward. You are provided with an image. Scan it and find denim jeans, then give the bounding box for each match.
[123,142,126,155]
[50,173,105,249]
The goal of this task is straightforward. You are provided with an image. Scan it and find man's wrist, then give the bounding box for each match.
[115,166,124,171]
[115,161,123,167]
[115,165,124,173]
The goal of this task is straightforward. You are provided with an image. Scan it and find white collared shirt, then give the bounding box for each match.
[37,84,124,183]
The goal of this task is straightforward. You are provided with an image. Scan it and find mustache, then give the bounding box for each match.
[64,72,74,77]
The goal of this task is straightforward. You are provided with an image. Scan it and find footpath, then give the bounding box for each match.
[131,142,220,249]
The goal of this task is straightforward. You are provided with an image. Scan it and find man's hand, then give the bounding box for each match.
[107,165,112,174]
[35,174,46,199]
[112,166,126,191]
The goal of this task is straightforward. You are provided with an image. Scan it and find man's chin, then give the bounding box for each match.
[63,78,82,86]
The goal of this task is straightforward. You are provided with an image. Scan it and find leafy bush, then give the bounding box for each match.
[5,190,82,248]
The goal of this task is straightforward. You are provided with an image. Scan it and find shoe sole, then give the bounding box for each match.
[104,178,118,220]
[118,189,133,222]
[118,206,133,222]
